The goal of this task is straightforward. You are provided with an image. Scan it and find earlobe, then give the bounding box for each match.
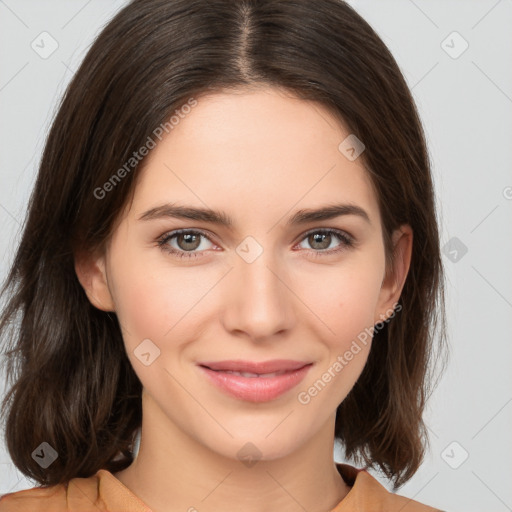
[74,250,116,312]
[375,225,413,323]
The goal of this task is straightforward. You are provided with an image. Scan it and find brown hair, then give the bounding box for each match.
[0,0,446,490]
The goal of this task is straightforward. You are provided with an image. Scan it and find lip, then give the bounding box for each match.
[199,359,311,374]
[197,360,313,403]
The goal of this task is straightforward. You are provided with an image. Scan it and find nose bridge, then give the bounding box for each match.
[222,235,294,338]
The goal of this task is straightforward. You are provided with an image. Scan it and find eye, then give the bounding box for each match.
[157,227,354,260]
[157,229,216,259]
[295,228,354,257]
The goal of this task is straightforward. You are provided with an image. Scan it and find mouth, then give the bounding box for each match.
[205,369,292,378]
[197,360,313,402]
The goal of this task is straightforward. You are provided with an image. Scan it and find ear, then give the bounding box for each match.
[374,224,413,323]
[74,249,115,312]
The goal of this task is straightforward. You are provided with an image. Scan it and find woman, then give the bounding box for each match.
[0,0,446,510]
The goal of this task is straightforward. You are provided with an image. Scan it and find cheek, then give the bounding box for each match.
[108,247,216,349]
[294,261,383,411]
[293,254,384,343]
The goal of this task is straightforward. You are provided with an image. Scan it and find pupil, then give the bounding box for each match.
[310,233,330,250]
[179,233,200,251]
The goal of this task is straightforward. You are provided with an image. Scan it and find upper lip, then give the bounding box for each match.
[198,359,312,374]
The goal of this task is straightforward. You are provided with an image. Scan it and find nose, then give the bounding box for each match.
[220,247,295,342]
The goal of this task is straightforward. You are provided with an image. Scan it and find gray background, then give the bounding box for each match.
[1,1,511,511]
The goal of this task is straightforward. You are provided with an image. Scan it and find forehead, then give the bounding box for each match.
[127,87,380,229]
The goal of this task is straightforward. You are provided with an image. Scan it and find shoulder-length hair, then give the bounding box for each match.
[0,0,446,490]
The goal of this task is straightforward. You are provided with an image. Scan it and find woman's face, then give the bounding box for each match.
[78,86,411,462]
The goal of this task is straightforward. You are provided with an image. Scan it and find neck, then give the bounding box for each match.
[114,394,350,512]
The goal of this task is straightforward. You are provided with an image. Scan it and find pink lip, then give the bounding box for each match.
[199,359,311,374]
[197,360,313,402]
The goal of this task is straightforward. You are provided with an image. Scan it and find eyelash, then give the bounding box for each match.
[156,228,354,260]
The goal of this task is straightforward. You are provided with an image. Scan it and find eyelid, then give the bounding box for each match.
[294,226,354,246]
[157,226,355,258]
[158,226,354,245]
[157,228,218,250]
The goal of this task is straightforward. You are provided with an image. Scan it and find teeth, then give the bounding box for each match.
[222,370,284,378]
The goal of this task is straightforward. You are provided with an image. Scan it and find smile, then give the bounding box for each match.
[197,360,313,402]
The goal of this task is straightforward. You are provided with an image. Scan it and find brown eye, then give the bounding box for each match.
[157,229,215,259]
[297,229,353,254]
[307,232,332,250]
[176,232,202,251]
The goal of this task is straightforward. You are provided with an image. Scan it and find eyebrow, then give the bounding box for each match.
[138,202,371,227]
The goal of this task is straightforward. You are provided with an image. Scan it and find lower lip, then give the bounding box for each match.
[198,364,313,403]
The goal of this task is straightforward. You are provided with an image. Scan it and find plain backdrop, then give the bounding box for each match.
[1,1,511,511]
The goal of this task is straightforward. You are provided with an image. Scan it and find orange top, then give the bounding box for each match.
[0,463,441,511]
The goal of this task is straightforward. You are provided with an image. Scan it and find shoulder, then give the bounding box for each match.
[0,485,70,512]
[335,463,443,511]
[0,472,104,512]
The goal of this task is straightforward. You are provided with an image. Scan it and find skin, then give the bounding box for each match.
[75,86,412,512]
